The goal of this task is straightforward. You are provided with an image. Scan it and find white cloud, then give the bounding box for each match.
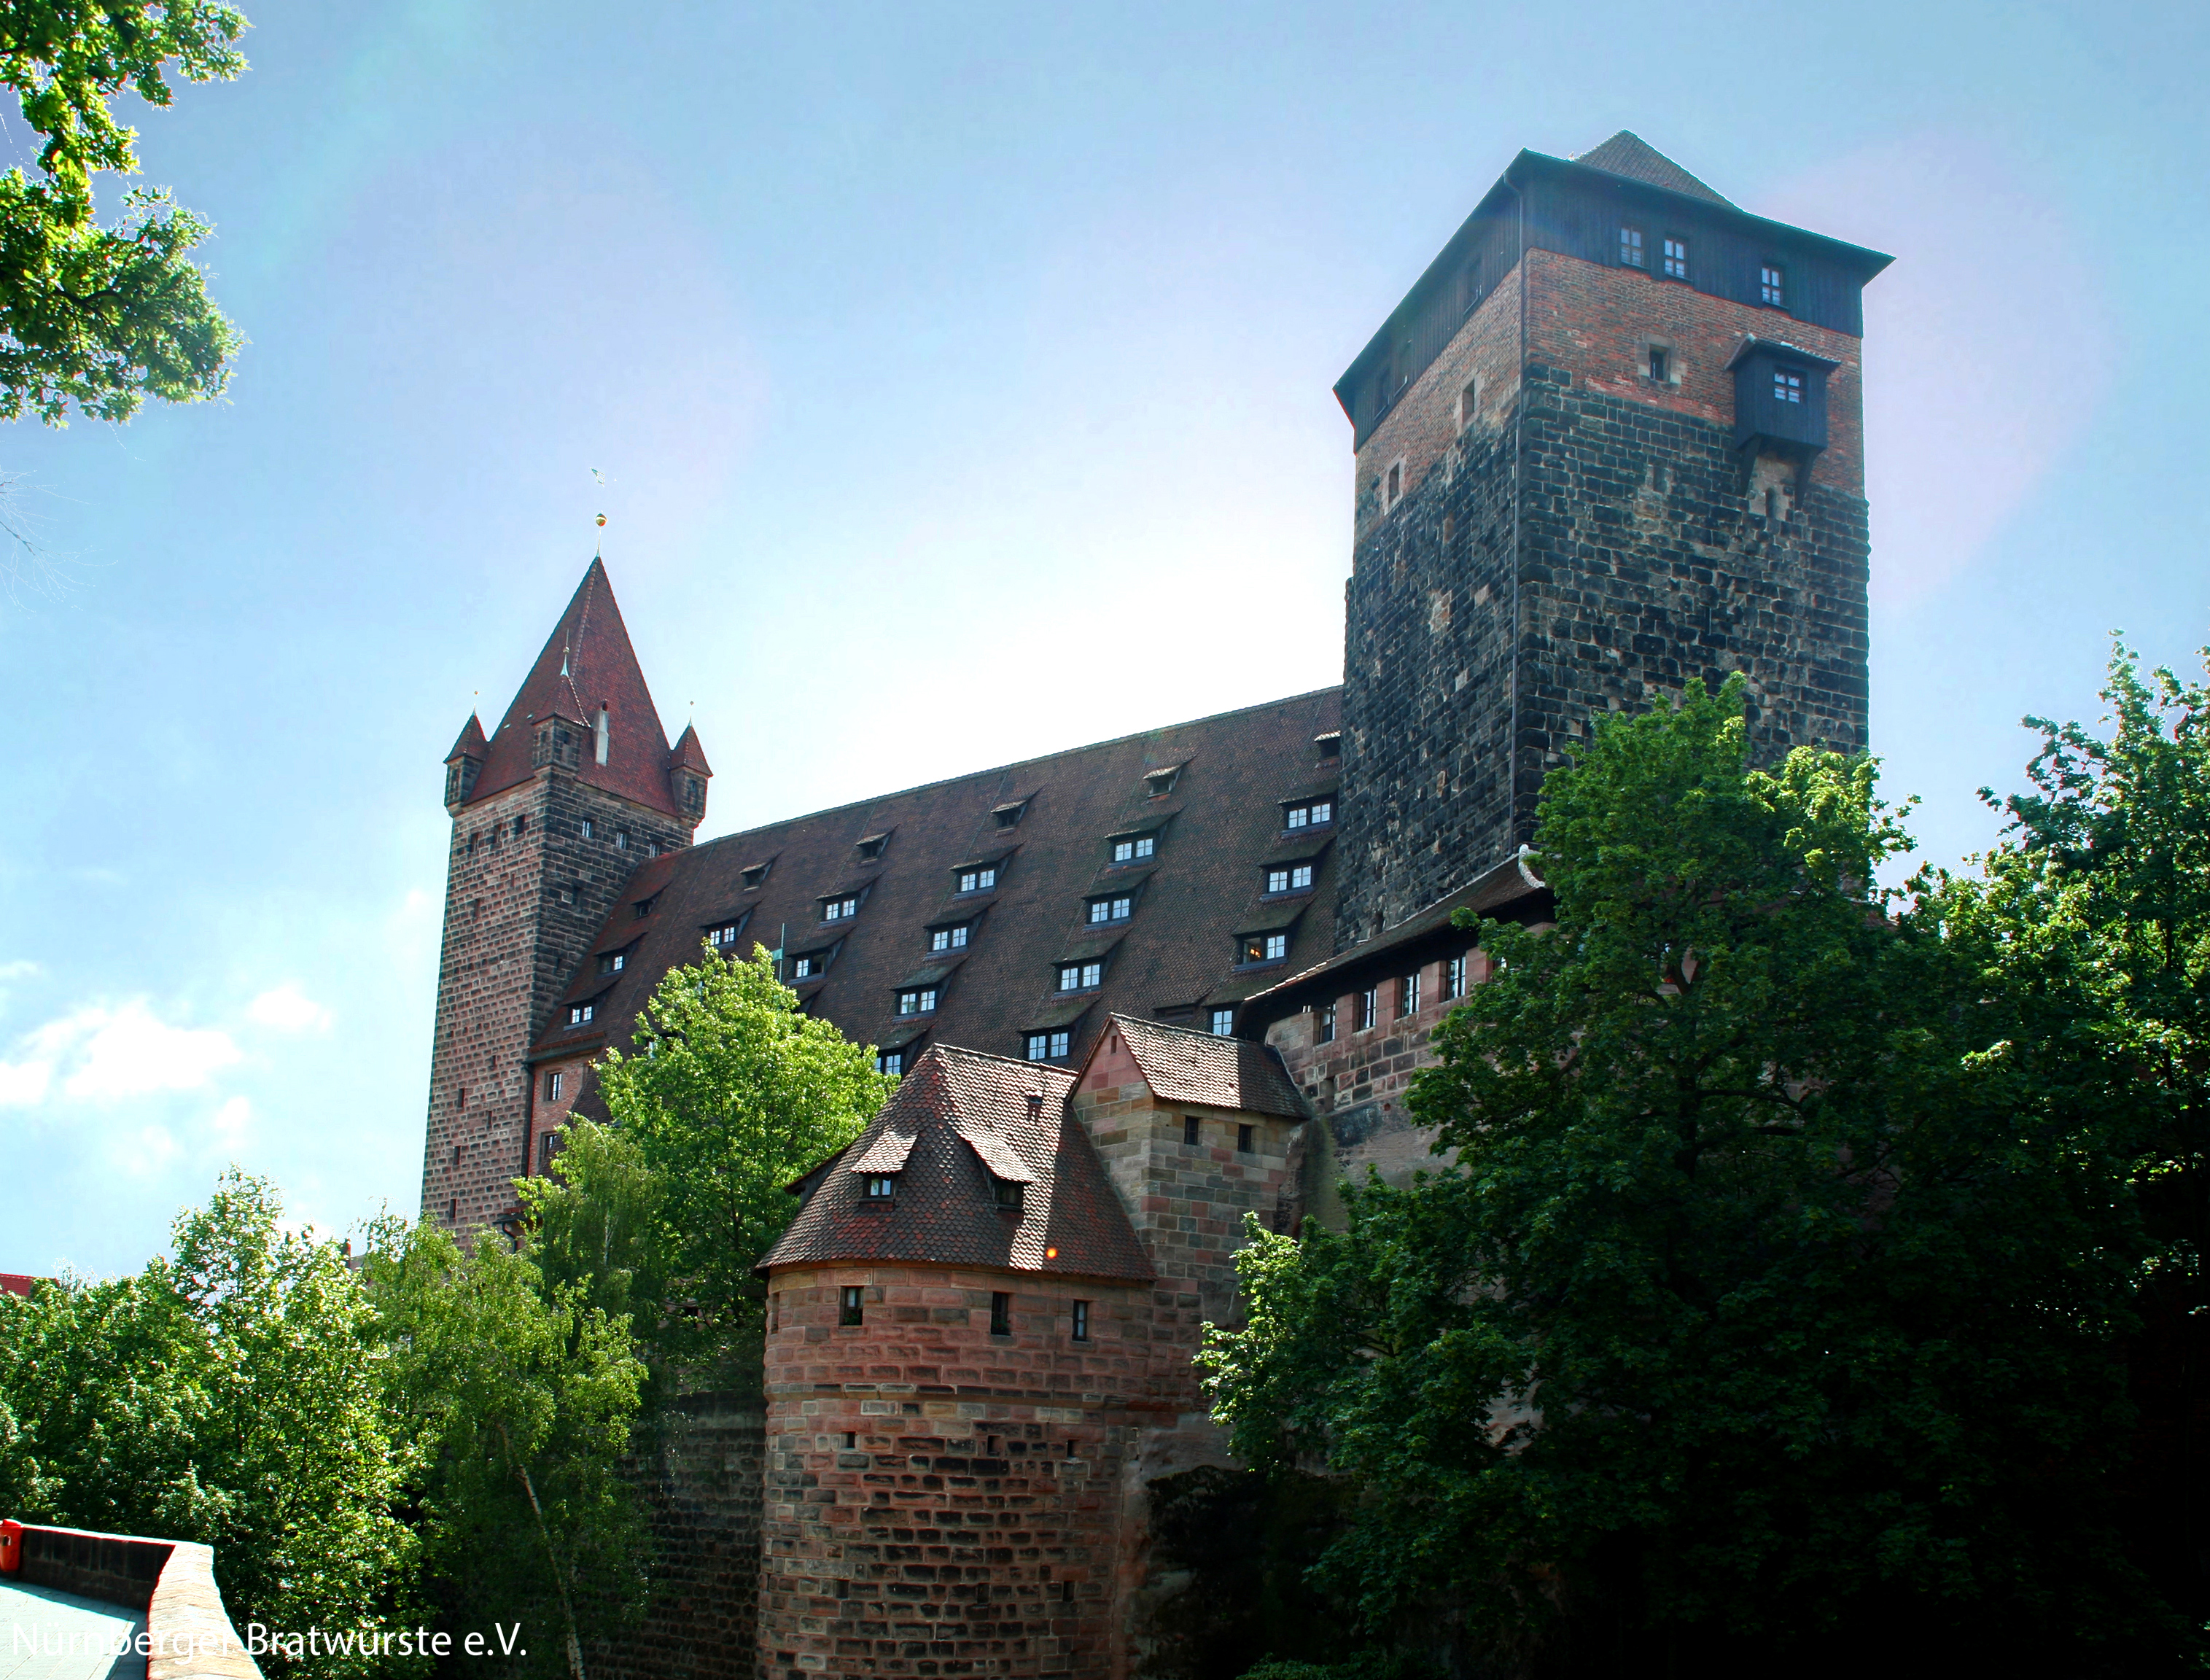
[0,1058,50,1105]
[246,984,332,1035]
[0,960,39,982]
[116,1123,182,1177]
[211,1096,252,1141]
[3,1001,244,1105]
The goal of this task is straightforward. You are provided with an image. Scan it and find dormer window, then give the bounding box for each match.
[1210,1008,1234,1036]
[1058,961,1103,992]
[791,953,822,979]
[1619,225,1645,268]
[741,863,769,890]
[1087,894,1133,925]
[930,924,970,952]
[995,1181,1024,1212]
[1240,933,1290,965]
[877,1050,905,1076]
[1143,766,1180,797]
[706,919,744,949]
[855,833,889,862]
[897,987,938,1016]
[633,895,658,919]
[1283,799,1334,830]
[597,951,626,976]
[1315,731,1341,761]
[1662,236,1689,280]
[1025,1030,1071,1061]
[568,1003,596,1027]
[1267,864,1315,895]
[864,1174,896,1199]
[822,895,859,922]
[1760,264,1785,307]
[957,866,998,894]
[1110,836,1156,864]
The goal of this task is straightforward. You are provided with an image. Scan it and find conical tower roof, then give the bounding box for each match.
[445,713,489,764]
[466,559,681,815]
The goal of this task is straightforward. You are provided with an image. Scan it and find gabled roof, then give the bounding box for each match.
[1102,1013,1305,1119]
[467,559,682,817]
[756,1046,1152,1281]
[1573,130,1733,206]
[445,714,489,764]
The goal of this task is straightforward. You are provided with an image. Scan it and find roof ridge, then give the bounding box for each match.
[680,684,1345,858]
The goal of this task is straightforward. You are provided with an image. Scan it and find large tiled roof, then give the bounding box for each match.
[1105,1014,1306,1119]
[467,560,686,817]
[531,682,1345,1073]
[756,1046,1152,1281]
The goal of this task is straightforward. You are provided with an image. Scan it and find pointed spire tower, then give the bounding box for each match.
[421,560,704,1234]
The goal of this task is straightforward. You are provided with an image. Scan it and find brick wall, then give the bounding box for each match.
[1336,245,1871,943]
[420,769,693,1234]
[755,1264,1155,1679]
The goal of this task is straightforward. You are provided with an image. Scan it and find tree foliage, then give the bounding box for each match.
[0,1171,419,1676]
[521,946,895,1383]
[1202,676,2179,1676]
[363,1219,648,1680]
[0,0,247,424]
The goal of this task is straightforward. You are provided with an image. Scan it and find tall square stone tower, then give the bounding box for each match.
[422,559,707,1232]
[1333,133,1891,944]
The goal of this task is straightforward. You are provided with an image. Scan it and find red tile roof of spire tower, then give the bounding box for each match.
[444,712,489,764]
[465,559,682,817]
[668,722,712,777]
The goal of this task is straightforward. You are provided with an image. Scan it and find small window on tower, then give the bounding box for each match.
[1237,1123,1255,1154]
[840,1286,863,1326]
[1458,378,1479,431]
[1662,236,1689,279]
[1183,1115,1201,1146]
[513,815,527,838]
[1383,459,1404,512]
[1774,369,1803,405]
[1072,1299,1090,1342]
[990,1291,1012,1335]
[1648,347,1670,383]
[580,818,594,840]
[1619,225,1645,268]
[614,830,630,849]
[1760,265,1786,306]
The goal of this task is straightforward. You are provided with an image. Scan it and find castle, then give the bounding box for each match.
[420,133,1886,1676]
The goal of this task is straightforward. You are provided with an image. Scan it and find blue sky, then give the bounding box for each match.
[4,0,2204,1276]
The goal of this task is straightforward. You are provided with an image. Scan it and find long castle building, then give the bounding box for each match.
[419,133,1888,1677]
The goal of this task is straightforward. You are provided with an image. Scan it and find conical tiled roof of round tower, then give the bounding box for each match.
[757,1044,1153,1281]
[466,559,682,816]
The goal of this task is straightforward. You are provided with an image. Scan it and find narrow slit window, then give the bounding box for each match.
[545,1071,563,1100]
[1318,1001,1336,1043]
[1071,1299,1090,1341]
[1237,1123,1255,1154]
[1360,987,1379,1031]
[990,1291,1012,1336]
[840,1286,863,1326]
[1445,955,1468,1000]
[1401,971,1422,1016]
[1183,1115,1200,1146]
[1648,347,1669,383]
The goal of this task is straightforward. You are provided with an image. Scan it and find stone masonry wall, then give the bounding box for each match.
[1336,245,1871,941]
[591,1393,767,1680]
[757,1264,1155,1679]
[421,768,693,1233]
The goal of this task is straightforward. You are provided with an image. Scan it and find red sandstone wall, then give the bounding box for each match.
[756,1264,1156,1679]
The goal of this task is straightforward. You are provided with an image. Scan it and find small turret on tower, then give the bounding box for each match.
[443,715,488,812]
[667,723,712,822]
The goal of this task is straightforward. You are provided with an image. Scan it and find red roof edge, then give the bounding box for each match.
[669,723,713,777]
[445,713,489,763]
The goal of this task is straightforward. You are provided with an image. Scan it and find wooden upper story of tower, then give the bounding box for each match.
[1333,131,1894,450]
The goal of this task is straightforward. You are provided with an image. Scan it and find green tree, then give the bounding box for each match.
[0,0,247,426]
[521,946,894,1383]
[1961,639,2210,1633]
[1202,677,2175,1676]
[363,1219,647,1680]
[0,1170,420,1677]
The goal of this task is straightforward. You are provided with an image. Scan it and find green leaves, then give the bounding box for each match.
[0,1,248,424]
[0,1170,421,1678]
[524,945,892,1386]
[1203,677,2176,1670]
